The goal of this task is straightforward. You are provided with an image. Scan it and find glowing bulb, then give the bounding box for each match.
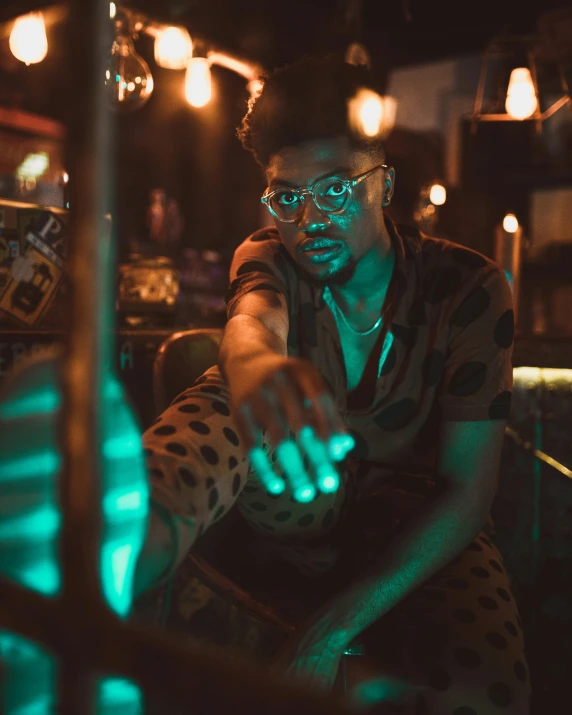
[247,78,264,100]
[505,67,538,120]
[503,213,519,233]
[429,184,446,206]
[185,58,212,108]
[110,3,117,19]
[154,26,193,70]
[62,172,69,184]
[348,89,396,139]
[9,13,48,65]
[105,32,154,112]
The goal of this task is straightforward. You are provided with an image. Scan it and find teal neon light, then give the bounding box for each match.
[0,358,149,712]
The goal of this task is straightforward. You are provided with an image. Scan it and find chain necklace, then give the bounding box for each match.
[330,292,385,337]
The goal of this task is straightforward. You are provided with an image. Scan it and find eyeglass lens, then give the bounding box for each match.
[270,178,351,221]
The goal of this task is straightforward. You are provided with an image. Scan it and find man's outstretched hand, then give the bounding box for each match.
[229,354,355,503]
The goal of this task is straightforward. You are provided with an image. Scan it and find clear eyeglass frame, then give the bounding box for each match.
[261,164,388,223]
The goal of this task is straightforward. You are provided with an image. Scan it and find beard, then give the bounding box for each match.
[303,254,358,288]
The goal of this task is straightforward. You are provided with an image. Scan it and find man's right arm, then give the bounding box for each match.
[218,289,289,384]
[134,289,289,597]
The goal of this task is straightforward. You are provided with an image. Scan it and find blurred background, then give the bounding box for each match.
[0,1,571,712]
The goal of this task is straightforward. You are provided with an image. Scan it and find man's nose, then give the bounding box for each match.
[297,196,331,233]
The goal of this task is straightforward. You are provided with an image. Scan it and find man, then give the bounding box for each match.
[135,55,530,714]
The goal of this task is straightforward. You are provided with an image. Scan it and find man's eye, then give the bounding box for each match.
[276,192,298,206]
[325,181,346,195]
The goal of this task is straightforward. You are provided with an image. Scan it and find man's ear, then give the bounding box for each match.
[382,166,396,207]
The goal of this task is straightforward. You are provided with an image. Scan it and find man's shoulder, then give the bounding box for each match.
[397,224,505,308]
[241,226,282,248]
[417,232,500,285]
[230,226,294,285]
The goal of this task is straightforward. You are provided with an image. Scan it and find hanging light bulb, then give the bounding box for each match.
[505,67,538,120]
[105,19,154,112]
[185,57,212,108]
[9,13,48,66]
[429,184,447,206]
[347,89,396,140]
[503,213,519,233]
[154,26,193,70]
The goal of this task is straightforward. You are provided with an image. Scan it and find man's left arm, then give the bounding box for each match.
[296,418,507,652]
[275,264,514,687]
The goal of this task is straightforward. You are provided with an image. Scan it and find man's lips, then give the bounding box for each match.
[300,238,342,253]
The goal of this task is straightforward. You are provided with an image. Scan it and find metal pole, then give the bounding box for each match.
[59,0,115,711]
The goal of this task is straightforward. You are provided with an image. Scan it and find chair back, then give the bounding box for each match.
[152,327,299,632]
[153,328,223,412]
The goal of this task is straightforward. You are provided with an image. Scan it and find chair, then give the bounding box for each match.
[153,328,300,634]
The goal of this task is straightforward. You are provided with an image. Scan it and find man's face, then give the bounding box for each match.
[264,136,392,288]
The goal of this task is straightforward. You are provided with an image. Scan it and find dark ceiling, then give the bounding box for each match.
[1,1,571,124]
[135,0,572,72]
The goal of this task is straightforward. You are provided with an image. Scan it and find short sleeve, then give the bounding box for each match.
[225,227,291,320]
[439,267,514,422]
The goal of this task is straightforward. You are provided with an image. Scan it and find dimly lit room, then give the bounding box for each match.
[0,1,571,713]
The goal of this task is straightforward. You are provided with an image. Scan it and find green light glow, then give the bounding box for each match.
[0,452,61,482]
[294,484,317,503]
[328,434,355,461]
[102,488,145,519]
[318,472,339,493]
[276,439,317,502]
[248,446,286,495]
[17,560,59,597]
[97,676,143,713]
[0,504,59,540]
[0,387,61,420]
[102,434,142,460]
[0,360,148,712]
[267,479,286,494]
[299,426,341,494]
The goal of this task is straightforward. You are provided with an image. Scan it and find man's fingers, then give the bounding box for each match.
[248,446,286,495]
[275,439,316,503]
[298,425,340,493]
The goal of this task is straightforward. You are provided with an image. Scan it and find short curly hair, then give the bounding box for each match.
[237,53,386,167]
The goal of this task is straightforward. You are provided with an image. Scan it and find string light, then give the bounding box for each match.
[185,57,212,108]
[9,13,48,65]
[347,89,396,139]
[154,26,193,70]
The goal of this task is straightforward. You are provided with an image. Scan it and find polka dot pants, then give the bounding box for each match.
[142,367,530,713]
[344,532,531,714]
[143,365,353,574]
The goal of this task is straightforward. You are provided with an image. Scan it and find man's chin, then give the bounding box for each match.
[304,260,357,288]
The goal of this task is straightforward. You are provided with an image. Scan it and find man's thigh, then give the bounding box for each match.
[346,533,531,714]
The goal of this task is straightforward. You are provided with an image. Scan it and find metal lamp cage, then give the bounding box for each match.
[0,2,352,714]
[468,34,571,133]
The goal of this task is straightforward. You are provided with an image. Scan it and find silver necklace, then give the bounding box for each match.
[330,293,383,336]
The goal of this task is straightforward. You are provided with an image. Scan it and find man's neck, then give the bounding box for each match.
[330,237,395,317]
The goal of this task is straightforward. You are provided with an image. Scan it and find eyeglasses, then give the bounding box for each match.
[261,164,387,223]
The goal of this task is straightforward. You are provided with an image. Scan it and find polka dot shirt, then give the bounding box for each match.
[227,216,514,461]
[146,217,514,578]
